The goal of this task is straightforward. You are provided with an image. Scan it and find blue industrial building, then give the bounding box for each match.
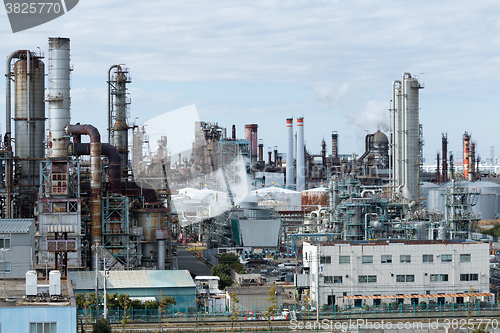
[69,270,196,310]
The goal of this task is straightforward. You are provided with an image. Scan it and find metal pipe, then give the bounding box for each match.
[158,239,166,270]
[5,50,24,147]
[73,142,121,194]
[391,80,401,189]
[66,124,101,247]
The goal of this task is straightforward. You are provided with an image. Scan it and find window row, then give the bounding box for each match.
[328,253,472,264]
[323,273,479,284]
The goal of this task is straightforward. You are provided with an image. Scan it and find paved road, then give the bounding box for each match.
[176,245,212,277]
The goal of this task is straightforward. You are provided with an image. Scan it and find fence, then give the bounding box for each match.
[78,302,500,324]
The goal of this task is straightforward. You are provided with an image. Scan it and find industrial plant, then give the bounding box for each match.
[1,37,498,324]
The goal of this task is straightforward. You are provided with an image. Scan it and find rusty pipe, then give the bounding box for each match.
[66,124,101,247]
[73,142,121,194]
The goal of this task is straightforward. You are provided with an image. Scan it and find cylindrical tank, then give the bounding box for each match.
[438,226,447,240]
[442,134,448,183]
[427,187,446,213]
[48,37,71,158]
[245,124,258,163]
[296,117,305,191]
[14,56,45,159]
[286,118,294,189]
[154,229,169,270]
[14,55,45,189]
[403,75,420,202]
[136,210,163,267]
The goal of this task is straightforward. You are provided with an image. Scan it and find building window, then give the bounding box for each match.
[333,276,343,283]
[422,254,433,263]
[396,275,415,282]
[30,322,57,333]
[441,254,452,262]
[400,255,411,263]
[320,256,331,264]
[0,262,11,273]
[362,255,373,264]
[324,276,333,283]
[0,238,10,250]
[430,274,448,282]
[460,254,471,262]
[460,274,478,281]
[339,256,350,264]
[381,255,392,263]
[358,275,377,283]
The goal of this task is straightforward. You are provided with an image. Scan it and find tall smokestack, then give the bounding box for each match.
[258,142,264,162]
[47,37,71,158]
[296,117,305,191]
[232,125,236,140]
[331,131,338,158]
[286,118,294,189]
[442,133,448,183]
[463,132,470,180]
[245,124,258,163]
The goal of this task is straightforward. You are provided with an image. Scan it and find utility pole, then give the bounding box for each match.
[104,256,108,319]
[94,245,99,322]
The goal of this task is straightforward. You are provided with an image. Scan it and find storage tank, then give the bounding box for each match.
[301,187,329,212]
[368,131,389,168]
[26,270,37,296]
[427,186,446,213]
[135,210,163,267]
[49,270,61,296]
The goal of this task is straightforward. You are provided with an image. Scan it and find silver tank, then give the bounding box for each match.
[47,37,71,158]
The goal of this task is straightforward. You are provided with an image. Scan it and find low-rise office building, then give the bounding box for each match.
[302,240,491,307]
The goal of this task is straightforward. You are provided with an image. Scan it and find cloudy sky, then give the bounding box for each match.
[1,0,500,164]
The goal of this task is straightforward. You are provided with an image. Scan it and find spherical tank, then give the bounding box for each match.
[14,57,45,159]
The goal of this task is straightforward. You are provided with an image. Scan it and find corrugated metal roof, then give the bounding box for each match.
[0,219,33,233]
[69,270,195,290]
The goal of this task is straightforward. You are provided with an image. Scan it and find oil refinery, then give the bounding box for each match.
[1,37,498,281]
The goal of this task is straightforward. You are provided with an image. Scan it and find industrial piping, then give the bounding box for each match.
[66,124,102,247]
[73,142,121,194]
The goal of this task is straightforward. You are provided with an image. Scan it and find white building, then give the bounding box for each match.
[302,240,490,307]
[194,276,226,313]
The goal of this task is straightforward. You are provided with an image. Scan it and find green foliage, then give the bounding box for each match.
[92,318,112,333]
[363,304,370,311]
[418,301,427,310]
[228,292,240,330]
[390,301,399,310]
[160,295,176,308]
[218,253,244,273]
[264,287,277,325]
[481,223,500,237]
[144,300,159,309]
[211,263,234,289]
[106,292,120,310]
[75,293,86,310]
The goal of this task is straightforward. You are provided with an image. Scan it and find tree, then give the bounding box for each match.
[92,318,112,333]
[218,253,244,273]
[228,292,240,331]
[211,263,234,289]
[264,287,278,327]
